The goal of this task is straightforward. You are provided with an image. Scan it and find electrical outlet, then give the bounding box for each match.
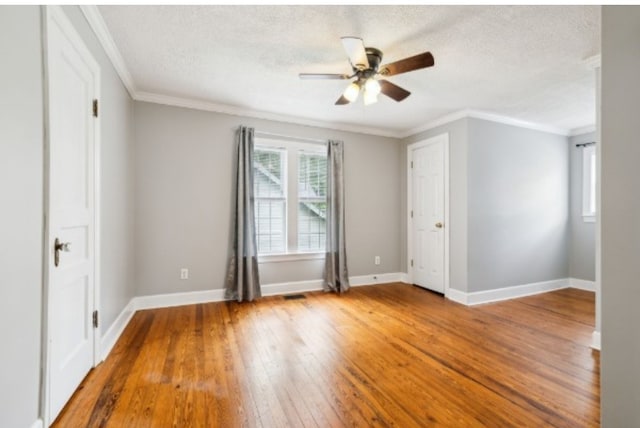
[374,256,381,265]
[180,268,189,280]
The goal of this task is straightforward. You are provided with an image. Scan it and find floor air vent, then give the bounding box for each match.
[283,294,306,300]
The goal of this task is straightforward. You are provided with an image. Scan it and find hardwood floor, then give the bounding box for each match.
[53,284,599,427]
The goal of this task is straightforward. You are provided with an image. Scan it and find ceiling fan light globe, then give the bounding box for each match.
[365,78,381,95]
[343,82,360,102]
[363,89,378,106]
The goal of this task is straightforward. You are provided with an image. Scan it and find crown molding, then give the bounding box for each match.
[80,5,136,97]
[401,109,572,139]
[399,110,469,138]
[135,91,400,138]
[568,124,596,137]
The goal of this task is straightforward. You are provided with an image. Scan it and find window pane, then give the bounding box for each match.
[298,152,327,199]
[589,152,596,214]
[254,148,285,198]
[255,200,285,254]
[298,201,326,252]
[298,151,327,252]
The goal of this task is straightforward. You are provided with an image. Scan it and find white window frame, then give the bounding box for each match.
[255,137,327,262]
[582,144,596,223]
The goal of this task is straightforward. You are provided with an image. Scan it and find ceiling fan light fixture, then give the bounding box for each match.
[364,78,381,95]
[343,81,361,102]
[363,89,378,105]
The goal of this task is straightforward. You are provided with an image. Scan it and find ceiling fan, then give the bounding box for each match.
[299,37,435,106]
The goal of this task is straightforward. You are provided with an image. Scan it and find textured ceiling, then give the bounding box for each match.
[98,5,600,135]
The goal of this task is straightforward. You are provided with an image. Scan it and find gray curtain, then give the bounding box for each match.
[324,140,350,293]
[225,126,261,302]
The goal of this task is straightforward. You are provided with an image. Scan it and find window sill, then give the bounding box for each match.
[258,252,325,264]
[582,214,596,223]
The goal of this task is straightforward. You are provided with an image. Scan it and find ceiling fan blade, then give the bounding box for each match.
[335,95,351,105]
[379,79,411,102]
[341,36,369,70]
[299,73,349,80]
[379,52,434,77]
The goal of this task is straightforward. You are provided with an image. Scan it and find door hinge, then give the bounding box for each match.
[92,99,99,118]
[92,310,99,329]
[411,259,414,267]
[411,161,413,169]
[411,210,413,218]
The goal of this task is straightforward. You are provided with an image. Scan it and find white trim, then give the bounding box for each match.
[569,124,596,137]
[446,288,469,305]
[132,289,227,311]
[135,91,398,138]
[582,215,595,223]
[30,419,44,428]
[406,134,450,297]
[400,110,468,138]
[261,279,324,296]
[569,278,596,292]
[591,331,601,351]
[100,300,136,361]
[42,6,101,426]
[401,109,572,139]
[79,6,136,97]
[447,279,569,306]
[132,272,407,310]
[349,272,406,286]
[399,272,410,284]
[258,252,325,263]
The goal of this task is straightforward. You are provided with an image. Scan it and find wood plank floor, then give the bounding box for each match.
[53,283,599,427]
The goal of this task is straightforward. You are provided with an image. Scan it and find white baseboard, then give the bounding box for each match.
[30,419,43,428]
[446,288,468,305]
[446,278,570,306]
[350,272,406,286]
[132,272,405,311]
[132,288,227,311]
[569,277,596,292]
[100,300,136,360]
[591,330,601,350]
[261,279,323,296]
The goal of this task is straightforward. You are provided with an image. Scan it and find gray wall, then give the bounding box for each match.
[62,6,137,334]
[0,7,44,428]
[401,117,570,294]
[569,132,596,281]
[401,119,469,292]
[134,101,402,296]
[466,118,569,292]
[601,6,640,426]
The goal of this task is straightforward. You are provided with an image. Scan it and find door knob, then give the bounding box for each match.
[54,238,71,267]
[435,222,443,228]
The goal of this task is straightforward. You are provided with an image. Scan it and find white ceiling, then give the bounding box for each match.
[97,5,600,136]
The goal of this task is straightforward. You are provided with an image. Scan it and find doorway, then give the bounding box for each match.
[42,6,101,424]
[407,134,449,295]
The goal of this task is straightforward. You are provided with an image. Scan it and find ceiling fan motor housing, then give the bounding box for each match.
[364,47,383,72]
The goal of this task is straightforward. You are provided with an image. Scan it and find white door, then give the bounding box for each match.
[410,137,446,293]
[45,6,100,423]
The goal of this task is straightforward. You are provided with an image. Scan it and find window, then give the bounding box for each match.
[254,138,327,256]
[582,144,596,222]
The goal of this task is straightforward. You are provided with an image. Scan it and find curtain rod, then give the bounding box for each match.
[255,131,328,146]
[576,141,597,148]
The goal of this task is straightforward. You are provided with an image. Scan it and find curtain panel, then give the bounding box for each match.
[324,139,350,293]
[225,126,261,302]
